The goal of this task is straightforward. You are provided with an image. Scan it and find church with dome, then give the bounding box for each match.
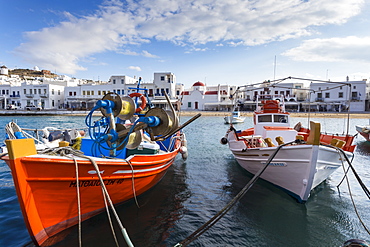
[180,81,239,111]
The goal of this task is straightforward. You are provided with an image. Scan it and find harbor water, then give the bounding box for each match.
[0,114,369,246]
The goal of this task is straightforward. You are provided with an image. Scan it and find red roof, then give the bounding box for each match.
[193,81,205,87]
[204,91,218,95]
[181,91,190,95]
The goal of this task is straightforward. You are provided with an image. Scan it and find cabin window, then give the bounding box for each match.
[274,115,288,123]
[258,115,272,123]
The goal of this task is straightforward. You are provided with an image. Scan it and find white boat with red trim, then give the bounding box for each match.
[356,122,370,141]
[221,99,356,202]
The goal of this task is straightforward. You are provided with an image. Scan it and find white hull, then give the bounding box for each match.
[224,116,246,124]
[356,125,370,141]
[227,132,352,202]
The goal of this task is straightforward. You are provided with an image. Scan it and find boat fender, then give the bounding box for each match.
[129,92,147,113]
[342,239,369,247]
[63,130,71,143]
[48,131,63,142]
[72,137,82,150]
[181,138,187,147]
[14,131,26,139]
[220,137,228,145]
[180,146,188,160]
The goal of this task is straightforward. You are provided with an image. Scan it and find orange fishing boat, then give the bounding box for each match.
[2,85,200,246]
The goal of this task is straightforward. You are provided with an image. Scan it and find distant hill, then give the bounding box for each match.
[9,68,57,78]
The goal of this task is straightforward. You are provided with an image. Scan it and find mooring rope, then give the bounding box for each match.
[333,146,370,200]
[73,157,82,247]
[126,158,140,208]
[101,186,120,247]
[174,141,295,247]
[333,146,370,235]
[75,152,134,247]
[41,147,134,247]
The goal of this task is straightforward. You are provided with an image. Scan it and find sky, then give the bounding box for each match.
[1,0,370,88]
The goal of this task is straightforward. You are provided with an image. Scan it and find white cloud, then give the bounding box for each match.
[118,49,158,58]
[119,50,140,56]
[128,66,142,71]
[141,50,158,58]
[282,36,370,63]
[14,0,365,74]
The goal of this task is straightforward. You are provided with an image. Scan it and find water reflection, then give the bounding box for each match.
[224,148,370,246]
[46,158,190,247]
[2,115,370,246]
[355,140,370,155]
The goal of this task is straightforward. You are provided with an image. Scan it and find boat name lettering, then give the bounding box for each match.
[261,162,287,167]
[69,179,124,187]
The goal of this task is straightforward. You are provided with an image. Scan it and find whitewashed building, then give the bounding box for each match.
[180,81,240,111]
[21,81,65,109]
[309,79,367,112]
[64,72,182,110]
[241,81,306,102]
[0,65,369,113]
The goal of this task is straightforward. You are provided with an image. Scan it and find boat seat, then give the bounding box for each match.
[306,121,321,145]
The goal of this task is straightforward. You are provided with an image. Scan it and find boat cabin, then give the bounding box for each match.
[253,100,297,145]
[232,111,241,118]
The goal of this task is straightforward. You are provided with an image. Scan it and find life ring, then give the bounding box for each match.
[129,93,147,113]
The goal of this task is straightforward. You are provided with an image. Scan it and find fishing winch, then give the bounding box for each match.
[85,90,179,157]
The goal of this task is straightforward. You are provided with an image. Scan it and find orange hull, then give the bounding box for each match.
[3,139,181,246]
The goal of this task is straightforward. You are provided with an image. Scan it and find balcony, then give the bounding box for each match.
[25,94,34,98]
[40,94,49,98]
[316,97,324,102]
[10,94,20,98]
[351,96,360,101]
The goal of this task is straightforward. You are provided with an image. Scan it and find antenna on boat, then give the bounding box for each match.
[346,83,352,136]
[273,55,277,80]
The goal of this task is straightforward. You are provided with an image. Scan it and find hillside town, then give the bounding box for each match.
[0,65,369,112]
